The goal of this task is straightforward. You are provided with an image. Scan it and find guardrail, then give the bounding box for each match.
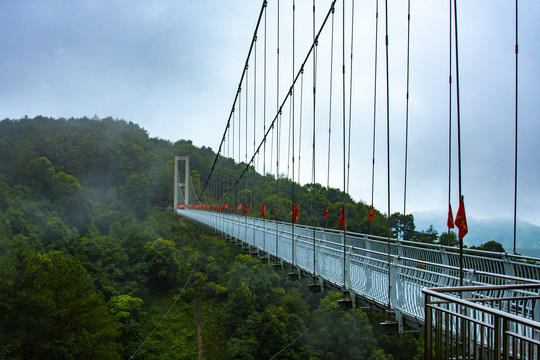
[178,209,540,328]
[423,284,540,360]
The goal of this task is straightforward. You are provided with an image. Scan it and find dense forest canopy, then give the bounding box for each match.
[0,116,499,359]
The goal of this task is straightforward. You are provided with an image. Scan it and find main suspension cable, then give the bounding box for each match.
[198,1,267,199]
[219,0,337,206]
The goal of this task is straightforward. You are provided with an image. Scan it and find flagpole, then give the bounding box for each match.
[453,0,464,288]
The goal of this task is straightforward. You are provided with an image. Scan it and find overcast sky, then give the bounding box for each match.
[1,0,539,228]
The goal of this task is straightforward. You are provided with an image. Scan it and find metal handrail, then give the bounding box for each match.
[424,284,540,326]
[178,209,540,328]
[423,284,540,360]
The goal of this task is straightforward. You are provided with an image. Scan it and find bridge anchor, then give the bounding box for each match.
[287,268,300,281]
[338,291,353,310]
[380,310,403,334]
[308,280,321,293]
[338,298,353,310]
[259,253,269,262]
[380,321,399,334]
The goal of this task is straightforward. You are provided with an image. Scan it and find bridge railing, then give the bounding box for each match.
[178,209,540,324]
[423,284,540,360]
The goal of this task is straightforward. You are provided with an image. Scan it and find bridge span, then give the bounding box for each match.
[177,209,540,331]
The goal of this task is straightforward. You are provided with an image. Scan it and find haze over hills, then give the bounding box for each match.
[413,210,540,258]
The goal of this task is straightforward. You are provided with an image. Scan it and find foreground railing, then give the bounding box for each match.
[178,209,540,328]
[423,284,540,359]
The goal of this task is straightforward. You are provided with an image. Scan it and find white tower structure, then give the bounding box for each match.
[174,156,190,209]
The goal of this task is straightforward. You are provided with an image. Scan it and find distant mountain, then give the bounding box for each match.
[412,210,540,257]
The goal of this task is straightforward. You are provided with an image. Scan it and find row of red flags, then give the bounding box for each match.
[192,202,350,229]
[192,196,468,239]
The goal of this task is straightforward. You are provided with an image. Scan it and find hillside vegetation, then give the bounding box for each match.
[0,116,428,358]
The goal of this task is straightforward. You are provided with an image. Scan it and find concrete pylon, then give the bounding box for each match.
[174,156,190,209]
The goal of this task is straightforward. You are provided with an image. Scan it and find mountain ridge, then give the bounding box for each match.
[412,210,540,257]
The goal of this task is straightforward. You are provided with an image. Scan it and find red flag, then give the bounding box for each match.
[324,204,329,219]
[232,205,235,214]
[338,203,345,229]
[368,205,374,222]
[225,203,228,209]
[275,204,279,214]
[293,204,299,223]
[260,203,266,217]
[455,196,468,240]
[243,203,247,215]
[249,206,252,213]
[447,203,455,229]
[221,204,224,212]
[238,203,242,210]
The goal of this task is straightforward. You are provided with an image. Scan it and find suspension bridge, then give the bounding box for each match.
[174,0,540,358]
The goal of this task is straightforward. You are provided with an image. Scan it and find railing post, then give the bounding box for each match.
[293,232,297,266]
[345,245,352,290]
[315,234,321,276]
[464,270,476,299]
[502,318,509,360]
[439,246,450,287]
[502,253,516,278]
[424,292,433,360]
[389,257,400,311]
[494,315,502,360]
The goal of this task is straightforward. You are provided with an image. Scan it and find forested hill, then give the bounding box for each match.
[0,116,386,235]
[3,116,497,358]
[0,116,424,359]
[0,116,215,221]
[1,116,501,248]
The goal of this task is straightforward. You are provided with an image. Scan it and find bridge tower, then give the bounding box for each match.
[174,156,190,209]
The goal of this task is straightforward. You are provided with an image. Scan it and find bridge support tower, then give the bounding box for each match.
[174,156,190,209]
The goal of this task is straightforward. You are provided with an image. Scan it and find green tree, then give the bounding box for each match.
[191,169,202,195]
[108,294,145,355]
[413,225,439,244]
[25,156,55,197]
[40,213,79,249]
[136,238,182,293]
[310,292,380,360]
[236,305,306,359]
[0,247,121,359]
[1,207,35,238]
[390,213,416,240]
[53,171,81,198]
[477,240,505,253]
[120,173,152,220]
[438,230,459,246]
